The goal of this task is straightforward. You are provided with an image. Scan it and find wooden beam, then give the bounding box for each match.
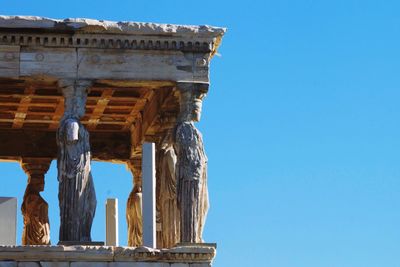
[48,97,64,130]
[130,88,172,156]
[123,89,155,131]
[0,119,131,126]
[12,87,35,129]
[0,93,140,102]
[0,102,57,108]
[87,89,113,130]
[0,129,131,161]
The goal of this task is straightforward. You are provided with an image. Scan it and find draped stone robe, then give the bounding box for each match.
[126,186,143,247]
[21,187,50,245]
[57,117,97,242]
[159,141,180,247]
[175,121,209,243]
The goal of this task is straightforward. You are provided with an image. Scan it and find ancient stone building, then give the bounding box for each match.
[0,16,225,266]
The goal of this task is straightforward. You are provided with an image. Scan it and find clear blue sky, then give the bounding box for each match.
[1,1,400,266]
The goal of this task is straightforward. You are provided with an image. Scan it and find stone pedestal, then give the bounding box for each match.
[0,244,216,266]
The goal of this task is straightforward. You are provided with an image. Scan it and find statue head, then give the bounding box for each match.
[177,83,208,122]
[159,117,176,149]
[21,159,50,194]
[28,176,44,193]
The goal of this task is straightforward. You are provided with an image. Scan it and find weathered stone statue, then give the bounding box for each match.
[21,158,51,245]
[22,182,51,245]
[158,129,180,247]
[57,80,97,242]
[174,83,209,243]
[126,160,143,247]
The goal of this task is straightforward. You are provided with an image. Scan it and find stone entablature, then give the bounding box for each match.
[0,244,215,266]
[0,16,226,83]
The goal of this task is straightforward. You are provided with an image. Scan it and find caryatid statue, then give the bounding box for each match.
[126,159,143,247]
[57,80,97,242]
[174,83,209,243]
[21,158,51,245]
[158,128,180,248]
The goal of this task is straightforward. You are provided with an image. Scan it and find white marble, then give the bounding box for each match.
[106,198,119,246]
[0,16,226,37]
[0,197,17,245]
[142,143,156,248]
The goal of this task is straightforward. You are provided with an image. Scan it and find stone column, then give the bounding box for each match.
[21,158,51,245]
[57,80,97,243]
[142,142,156,248]
[174,82,209,243]
[126,158,143,246]
[106,198,119,246]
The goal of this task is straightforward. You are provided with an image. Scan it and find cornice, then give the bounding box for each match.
[0,16,226,37]
[0,16,226,54]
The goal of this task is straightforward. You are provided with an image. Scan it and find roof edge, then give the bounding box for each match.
[0,16,227,38]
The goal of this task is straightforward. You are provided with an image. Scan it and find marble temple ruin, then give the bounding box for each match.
[0,15,225,267]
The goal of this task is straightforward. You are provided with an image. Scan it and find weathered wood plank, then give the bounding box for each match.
[12,87,35,129]
[0,45,20,78]
[122,89,154,131]
[87,89,113,130]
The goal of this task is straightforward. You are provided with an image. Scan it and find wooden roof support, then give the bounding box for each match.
[87,89,113,130]
[123,89,155,131]
[0,129,130,161]
[48,97,64,130]
[130,88,173,158]
[12,86,35,129]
